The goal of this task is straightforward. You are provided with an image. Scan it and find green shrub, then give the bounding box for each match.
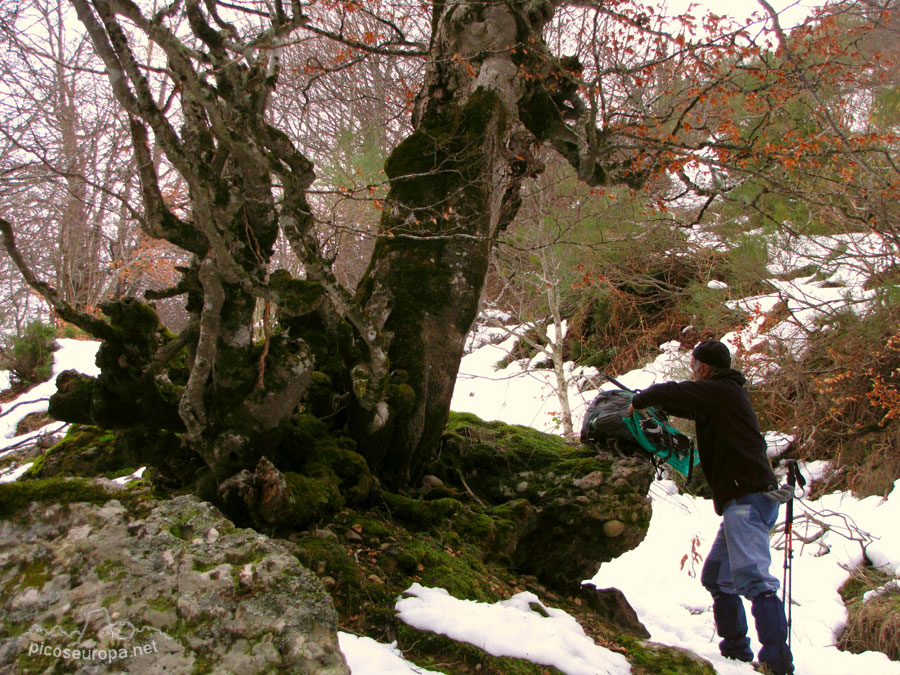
[4,321,59,386]
[725,234,770,297]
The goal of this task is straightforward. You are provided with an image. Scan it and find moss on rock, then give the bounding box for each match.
[0,477,147,520]
[285,471,344,524]
[24,425,130,480]
[619,636,717,675]
[381,491,461,527]
[424,413,653,590]
[395,624,567,674]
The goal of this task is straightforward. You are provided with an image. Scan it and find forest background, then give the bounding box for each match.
[1,0,900,668]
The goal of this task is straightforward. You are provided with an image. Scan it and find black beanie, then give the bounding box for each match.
[692,340,731,369]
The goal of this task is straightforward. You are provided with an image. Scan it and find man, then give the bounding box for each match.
[626,339,794,675]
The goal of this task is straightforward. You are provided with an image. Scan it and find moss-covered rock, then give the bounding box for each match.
[837,562,900,660]
[0,491,348,673]
[23,425,129,480]
[619,636,717,675]
[424,412,654,591]
[278,414,375,519]
[210,413,377,531]
[0,477,149,520]
[282,412,665,671]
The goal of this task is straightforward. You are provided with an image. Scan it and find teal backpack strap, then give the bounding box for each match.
[623,409,699,478]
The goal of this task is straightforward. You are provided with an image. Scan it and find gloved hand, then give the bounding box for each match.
[763,485,794,503]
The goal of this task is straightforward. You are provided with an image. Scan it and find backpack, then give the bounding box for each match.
[579,389,636,446]
[580,388,699,479]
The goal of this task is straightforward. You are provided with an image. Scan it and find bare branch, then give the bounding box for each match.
[0,217,115,340]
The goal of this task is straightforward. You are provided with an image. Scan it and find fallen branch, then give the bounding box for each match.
[457,469,485,507]
[0,397,50,420]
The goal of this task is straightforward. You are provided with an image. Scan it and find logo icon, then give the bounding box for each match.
[25,607,167,665]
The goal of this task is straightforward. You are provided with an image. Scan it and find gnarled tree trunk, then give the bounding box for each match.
[354,0,623,485]
[4,0,636,527]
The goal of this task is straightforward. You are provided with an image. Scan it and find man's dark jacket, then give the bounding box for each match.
[631,369,777,514]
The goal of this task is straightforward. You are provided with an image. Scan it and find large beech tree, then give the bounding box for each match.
[2,0,892,526]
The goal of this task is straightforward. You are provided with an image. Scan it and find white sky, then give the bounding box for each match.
[664,0,823,26]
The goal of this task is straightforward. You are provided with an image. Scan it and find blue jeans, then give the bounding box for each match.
[701,492,780,599]
[702,492,793,673]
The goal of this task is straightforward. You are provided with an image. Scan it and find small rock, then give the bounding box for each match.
[96,501,127,519]
[602,520,626,538]
[579,583,650,638]
[312,528,338,540]
[11,587,40,609]
[67,525,91,541]
[22,445,43,459]
[35,434,61,449]
[573,471,604,490]
[421,475,444,489]
[238,564,254,588]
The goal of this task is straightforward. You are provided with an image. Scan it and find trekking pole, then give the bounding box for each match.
[602,373,634,393]
[782,460,806,647]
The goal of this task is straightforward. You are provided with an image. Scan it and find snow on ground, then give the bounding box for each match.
[396,584,631,675]
[2,231,900,673]
[338,632,443,675]
[0,339,100,470]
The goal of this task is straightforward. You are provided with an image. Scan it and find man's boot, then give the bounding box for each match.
[751,590,794,675]
[712,592,753,662]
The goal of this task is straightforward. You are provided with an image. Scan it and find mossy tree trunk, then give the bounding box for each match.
[353,0,643,485]
[3,0,646,526]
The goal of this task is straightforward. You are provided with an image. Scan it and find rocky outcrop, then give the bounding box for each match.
[505,456,653,590]
[0,486,348,674]
[430,413,655,592]
[579,583,650,638]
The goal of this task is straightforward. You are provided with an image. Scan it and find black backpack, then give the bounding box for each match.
[579,389,638,447]
[580,387,698,478]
